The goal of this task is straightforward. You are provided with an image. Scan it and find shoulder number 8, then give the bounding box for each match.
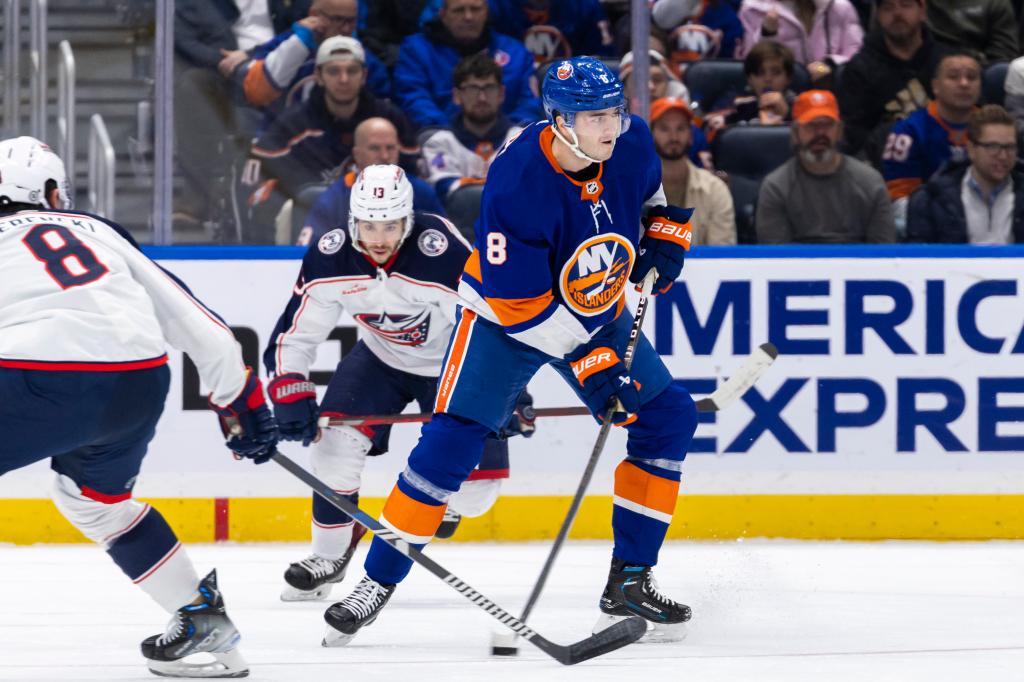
[486,232,507,265]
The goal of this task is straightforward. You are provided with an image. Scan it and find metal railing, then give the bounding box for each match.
[88,114,115,219]
[57,39,74,182]
[3,0,20,137]
[152,0,173,244]
[29,0,46,140]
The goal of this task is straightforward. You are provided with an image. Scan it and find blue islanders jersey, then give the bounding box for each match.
[882,102,969,199]
[458,116,667,358]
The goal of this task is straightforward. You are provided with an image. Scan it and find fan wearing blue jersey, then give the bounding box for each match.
[323,57,698,647]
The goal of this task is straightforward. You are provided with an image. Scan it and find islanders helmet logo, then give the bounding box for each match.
[555,62,573,80]
[559,234,634,317]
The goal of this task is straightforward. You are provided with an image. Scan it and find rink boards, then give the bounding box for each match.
[3,245,1024,543]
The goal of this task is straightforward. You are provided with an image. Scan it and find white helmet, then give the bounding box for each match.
[348,164,414,254]
[0,136,72,210]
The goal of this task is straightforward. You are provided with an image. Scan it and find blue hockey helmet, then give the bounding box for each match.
[542,56,630,134]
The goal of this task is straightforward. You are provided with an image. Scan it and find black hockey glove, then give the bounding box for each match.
[631,205,694,294]
[211,368,279,464]
[566,344,640,426]
[501,389,537,438]
[267,373,320,446]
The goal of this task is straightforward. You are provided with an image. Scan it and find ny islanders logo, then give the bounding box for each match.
[555,62,573,80]
[559,234,634,317]
[354,310,431,346]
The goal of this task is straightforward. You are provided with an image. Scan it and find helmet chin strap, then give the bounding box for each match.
[551,123,604,165]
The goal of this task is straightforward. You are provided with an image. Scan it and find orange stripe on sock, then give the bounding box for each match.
[435,309,476,413]
[614,460,680,517]
[380,485,447,541]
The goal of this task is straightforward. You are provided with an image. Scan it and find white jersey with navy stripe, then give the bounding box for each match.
[266,212,471,378]
[0,209,246,405]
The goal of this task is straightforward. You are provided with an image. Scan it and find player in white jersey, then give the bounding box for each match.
[0,137,279,678]
[264,164,534,603]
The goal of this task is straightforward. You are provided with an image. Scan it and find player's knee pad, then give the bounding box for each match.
[311,426,372,492]
[628,382,698,465]
[50,473,149,546]
[449,479,501,518]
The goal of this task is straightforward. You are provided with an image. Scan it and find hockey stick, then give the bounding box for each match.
[320,346,777,429]
[271,450,646,665]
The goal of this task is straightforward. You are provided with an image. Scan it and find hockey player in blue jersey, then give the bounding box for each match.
[0,137,278,677]
[264,164,534,603]
[323,56,698,647]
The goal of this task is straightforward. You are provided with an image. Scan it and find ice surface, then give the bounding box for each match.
[1,540,1022,681]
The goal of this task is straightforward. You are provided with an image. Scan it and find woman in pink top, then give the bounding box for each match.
[738,0,863,84]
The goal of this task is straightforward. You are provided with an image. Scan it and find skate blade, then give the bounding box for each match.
[593,614,688,643]
[321,626,357,648]
[147,648,249,678]
[281,583,333,602]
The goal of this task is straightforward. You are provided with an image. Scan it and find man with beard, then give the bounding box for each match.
[241,37,418,243]
[421,54,525,202]
[756,90,896,243]
[393,0,541,127]
[837,0,948,165]
[651,97,735,245]
[908,105,1024,243]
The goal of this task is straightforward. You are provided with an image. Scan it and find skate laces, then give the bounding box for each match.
[156,611,187,646]
[298,555,343,579]
[643,573,678,607]
[340,577,387,619]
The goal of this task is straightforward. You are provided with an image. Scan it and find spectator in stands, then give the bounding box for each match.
[240,0,392,117]
[172,0,311,232]
[393,0,542,127]
[298,118,446,245]
[907,105,1024,243]
[738,0,863,85]
[706,40,795,132]
[838,0,947,166]
[1002,56,1024,128]
[361,0,432,68]
[651,97,737,245]
[926,0,1017,64]
[882,50,981,209]
[422,54,525,201]
[757,90,896,243]
[488,0,615,64]
[652,0,745,64]
[241,37,419,243]
[619,49,691,102]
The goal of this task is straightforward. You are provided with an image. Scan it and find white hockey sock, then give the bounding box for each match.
[312,521,354,561]
[135,543,201,613]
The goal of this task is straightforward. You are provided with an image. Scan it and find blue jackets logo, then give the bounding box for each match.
[354,310,431,346]
[559,234,634,317]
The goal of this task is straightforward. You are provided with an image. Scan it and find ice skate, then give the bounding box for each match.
[435,507,462,539]
[592,558,691,643]
[281,524,366,601]
[141,569,249,678]
[321,575,396,647]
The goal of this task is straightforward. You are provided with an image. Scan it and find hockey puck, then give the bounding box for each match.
[489,631,519,656]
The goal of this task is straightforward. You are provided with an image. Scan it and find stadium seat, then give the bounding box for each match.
[685,59,813,112]
[291,183,330,244]
[712,125,793,243]
[444,183,485,243]
[983,62,1009,106]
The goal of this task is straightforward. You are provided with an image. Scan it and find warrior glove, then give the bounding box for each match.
[268,372,319,446]
[211,368,279,464]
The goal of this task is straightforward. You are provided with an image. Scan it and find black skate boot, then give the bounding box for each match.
[281,524,367,601]
[321,575,397,647]
[435,507,462,539]
[141,569,249,678]
[593,558,691,643]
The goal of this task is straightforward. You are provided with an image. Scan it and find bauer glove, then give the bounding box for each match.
[268,372,320,446]
[631,205,694,294]
[211,368,279,464]
[501,389,537,438]
[566,345,641,426]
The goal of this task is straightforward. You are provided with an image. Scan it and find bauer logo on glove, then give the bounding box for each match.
[630,205,695,295]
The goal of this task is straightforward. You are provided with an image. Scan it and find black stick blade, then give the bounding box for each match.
[556,617,647,665]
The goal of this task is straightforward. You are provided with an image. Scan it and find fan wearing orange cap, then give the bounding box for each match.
[650,97,736,245]
[755,90,897,244]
